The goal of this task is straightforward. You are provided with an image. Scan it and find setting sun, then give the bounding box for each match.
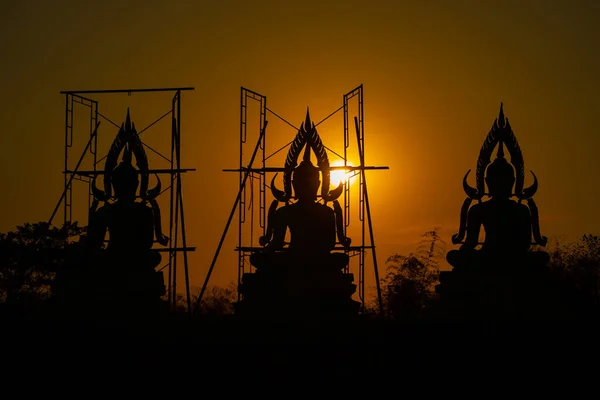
[329,160,354,187]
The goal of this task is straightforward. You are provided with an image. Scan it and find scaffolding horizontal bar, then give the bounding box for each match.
[97,243,195,251]
[235,245,375,252]
[60,87,195,95]
[222,166,389,173]
[241,87,266,98]
[65,168,196,176]
[155,247,196,252]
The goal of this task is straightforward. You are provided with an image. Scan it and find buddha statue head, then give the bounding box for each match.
[292,149,321,202]
[111,146,139,201]
[485,145,516,199]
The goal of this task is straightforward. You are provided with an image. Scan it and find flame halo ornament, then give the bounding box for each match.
[462,103,538,201]
[270,108,343,203]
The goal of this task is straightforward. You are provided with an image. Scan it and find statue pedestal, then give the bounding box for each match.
[56,250,168,320]
[235,255,361,319]
[435,257,560,320]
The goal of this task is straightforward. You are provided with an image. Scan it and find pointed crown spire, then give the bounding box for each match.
[114,109,138,184]
[302,107,314,163]
[305,107,312,130]
[498,102,505,128]
[496,102,506,159]
[125,107,133,131]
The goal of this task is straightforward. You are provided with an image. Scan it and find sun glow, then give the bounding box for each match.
[329,160,354,187]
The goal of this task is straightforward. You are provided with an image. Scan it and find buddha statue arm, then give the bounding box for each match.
[141,205,156,250]
[333,200,351,248]
[259,200,279,246]
[461,204,482,250]
[86,206,108,250]
[326,207,337,251]
[526,198,548,247]
[266,208,287,250]
[516,204,534,251]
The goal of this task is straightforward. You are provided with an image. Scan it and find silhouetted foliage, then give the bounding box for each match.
[197,284,237,316]
[547,234,600,312]
[175,283,237,316]
[0,221,85,314]
[360,299,380,317]
[382,228,444,320]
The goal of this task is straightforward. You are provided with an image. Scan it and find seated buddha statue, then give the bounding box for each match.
[250,110,350,275]
[446,104,549,274]
[239,110,358,314]
[435,105,558,319]
[78,110,169,313]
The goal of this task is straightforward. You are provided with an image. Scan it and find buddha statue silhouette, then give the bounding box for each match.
[447,103,549,271]
[83,109,169,314]
[237,109,359,317]
[434,104,558,319]
[251,109,350,271]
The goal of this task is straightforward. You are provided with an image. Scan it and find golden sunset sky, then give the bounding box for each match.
[1,0,598,302]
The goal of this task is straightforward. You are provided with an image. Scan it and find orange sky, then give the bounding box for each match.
[1,0,599,303]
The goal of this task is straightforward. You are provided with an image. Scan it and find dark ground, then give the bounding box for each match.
[3,312,599,378]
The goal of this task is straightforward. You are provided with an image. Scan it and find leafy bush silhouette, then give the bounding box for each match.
[174,282,237,317]
[547,234,600,314]
[0,221,85,316]
[380,228,444,320]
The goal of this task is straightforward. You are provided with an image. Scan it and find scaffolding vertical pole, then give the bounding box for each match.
[64,94,74,227]
[173,91,192,313]
[343,84,382,312]
[172,105,181,310]
[168,99,176,309]
[239,88,247,297]
[343,86,363,286]
[237,88,268,299]
[259,96,267,234]
[354,114,384,315]
[342,92,351,274]
[357,85,366,305]
[52,94,97,227]
[88,102,99,211]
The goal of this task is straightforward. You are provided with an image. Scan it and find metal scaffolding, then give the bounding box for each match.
[49,87,196,313]
[196,84,388,314]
